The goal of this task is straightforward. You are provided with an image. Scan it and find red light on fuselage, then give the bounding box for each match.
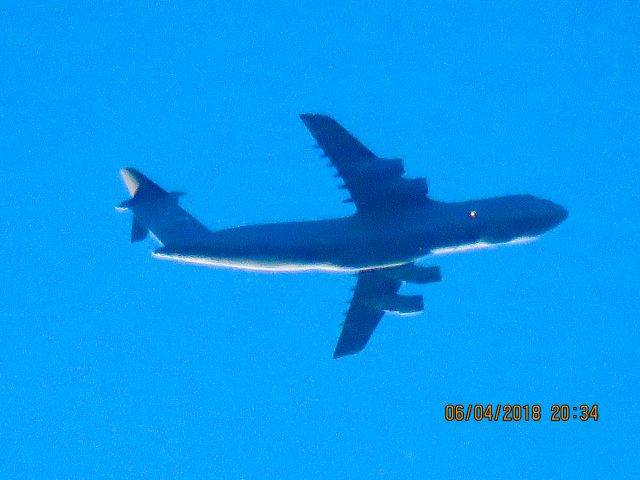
[469,210,477,218]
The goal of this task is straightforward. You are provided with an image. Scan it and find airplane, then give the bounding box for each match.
[117,114,567,358]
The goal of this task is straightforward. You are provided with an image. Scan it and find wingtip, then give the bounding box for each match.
[332,347,356,359]
[299,113,331,123]
[332,342,364,359]
[299,113,315,124]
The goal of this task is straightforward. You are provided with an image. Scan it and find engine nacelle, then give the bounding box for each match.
[343,158,405,179]
[373,158,405,177]
[370,294,424,315]
[387,265,441,284]
[367,177,429,206]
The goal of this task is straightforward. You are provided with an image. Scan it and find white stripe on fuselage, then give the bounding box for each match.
[430,235,539,256]
[152,236,539,273]
[152,251,408,273]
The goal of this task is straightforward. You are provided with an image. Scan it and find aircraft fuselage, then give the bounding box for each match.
[153,194,568,272]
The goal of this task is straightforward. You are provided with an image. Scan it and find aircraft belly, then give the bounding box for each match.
[152,250,410,272]
[153,234,419,272]
[151,216,427,272]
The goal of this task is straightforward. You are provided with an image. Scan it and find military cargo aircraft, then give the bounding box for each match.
[117,114,567,358]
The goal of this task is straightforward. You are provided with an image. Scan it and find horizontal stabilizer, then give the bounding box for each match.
[116,198,135,211]
[131,217,148,243]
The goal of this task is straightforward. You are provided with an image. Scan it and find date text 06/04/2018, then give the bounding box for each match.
[444,404,599,422]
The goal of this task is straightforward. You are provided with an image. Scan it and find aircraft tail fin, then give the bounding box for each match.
[119,167,168,199]
[116,168,211,246]
[116,168,163,243]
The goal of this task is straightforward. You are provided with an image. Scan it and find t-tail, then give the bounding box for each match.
[116,168,211,246]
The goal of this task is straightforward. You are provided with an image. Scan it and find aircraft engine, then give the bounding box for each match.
[387,265,441,284]
[341,158,404,178]
[374,177,428,204]
[373,294,424,315]
[373,158,405,177]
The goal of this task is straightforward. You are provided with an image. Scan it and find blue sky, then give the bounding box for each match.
[1,2,638,478]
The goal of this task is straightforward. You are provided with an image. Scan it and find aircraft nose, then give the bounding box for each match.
[558,204,568,222]
[547,201,568,227]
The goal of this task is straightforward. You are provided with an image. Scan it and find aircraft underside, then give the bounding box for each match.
[151,248,412,273]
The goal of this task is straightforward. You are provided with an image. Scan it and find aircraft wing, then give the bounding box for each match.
[334,264,441,358]
[300,114,429,213]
